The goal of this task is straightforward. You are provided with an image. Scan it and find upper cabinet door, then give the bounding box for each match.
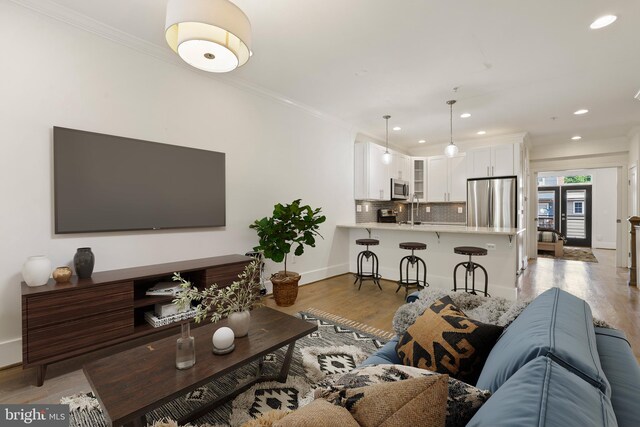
[449,154,467,202]
[491,144,515,176]
[411,157,427,202]
[391,153,411,181]
[427,156,448,202]
[468,147,492,178]
[368,143,390,200]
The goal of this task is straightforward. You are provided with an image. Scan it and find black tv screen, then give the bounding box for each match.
[54,127,225,234]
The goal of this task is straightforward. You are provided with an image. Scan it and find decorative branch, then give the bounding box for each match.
[172,260,263,324]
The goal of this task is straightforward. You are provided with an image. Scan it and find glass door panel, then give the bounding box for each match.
[561,186,592,247]
[537,186,559,230]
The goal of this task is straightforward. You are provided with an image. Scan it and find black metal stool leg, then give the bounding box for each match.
[355,245,381,291]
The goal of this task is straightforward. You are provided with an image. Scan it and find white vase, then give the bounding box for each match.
[228,310,251,337]
[22,256,52,287]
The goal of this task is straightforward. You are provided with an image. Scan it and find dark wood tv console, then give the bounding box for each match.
[21,254,252,386]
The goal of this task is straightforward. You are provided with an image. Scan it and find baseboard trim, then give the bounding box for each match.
[262,263,350,295]
[0,338,22,369]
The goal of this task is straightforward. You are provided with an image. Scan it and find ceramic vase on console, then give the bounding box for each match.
[73,248,95,279]
[52,266,72,284]
[228,310,251,337]
[176,322,195,370]
[22,256,52,287]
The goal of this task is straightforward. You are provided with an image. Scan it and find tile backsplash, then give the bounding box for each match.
[355,201,466,224]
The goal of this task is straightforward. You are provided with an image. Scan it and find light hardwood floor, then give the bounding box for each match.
[1,248,638,404]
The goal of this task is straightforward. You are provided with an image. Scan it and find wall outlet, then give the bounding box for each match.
[486,243,496,250]
[365,204,369,212]
[426,206,431,213]
[457,207,463,214]
[356,205,362,212]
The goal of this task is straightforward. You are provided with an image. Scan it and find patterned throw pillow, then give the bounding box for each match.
[274,399,358,427]
[396,296,503,385]
[329,364,491,427]
[321,375,448,427]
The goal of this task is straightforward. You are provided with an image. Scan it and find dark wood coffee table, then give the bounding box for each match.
[83,307,317,427]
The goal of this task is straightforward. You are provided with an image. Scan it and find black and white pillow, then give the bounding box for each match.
[319,364,491,427]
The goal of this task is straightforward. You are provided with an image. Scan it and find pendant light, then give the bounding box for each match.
[444,100,459,157]
[382,115,392,165]
[165,0,252,73]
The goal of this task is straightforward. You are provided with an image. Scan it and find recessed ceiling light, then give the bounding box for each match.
[574,109,589,115]
[418,139,426,144]
[590,15,617,30]
[392,126,401,131]
[571,136,582,141]
[460,113,471,118]
[477,130,486,135]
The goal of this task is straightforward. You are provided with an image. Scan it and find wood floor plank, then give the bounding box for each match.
[1,249,638,404]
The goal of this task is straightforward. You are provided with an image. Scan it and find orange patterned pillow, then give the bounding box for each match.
[396,296,503,384]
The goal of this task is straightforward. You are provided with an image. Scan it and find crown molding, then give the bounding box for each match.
[8,0,357,133]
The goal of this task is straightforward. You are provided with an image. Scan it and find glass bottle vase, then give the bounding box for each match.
[176,322,195,370]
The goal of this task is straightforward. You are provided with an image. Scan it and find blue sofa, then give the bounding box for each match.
[361,288,640,427]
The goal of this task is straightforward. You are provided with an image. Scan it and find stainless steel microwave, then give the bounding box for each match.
[391,178,409,200]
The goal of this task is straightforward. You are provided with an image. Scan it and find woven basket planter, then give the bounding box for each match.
[271,271,301,307]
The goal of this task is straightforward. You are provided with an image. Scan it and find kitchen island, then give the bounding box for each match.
[337,222,526,300]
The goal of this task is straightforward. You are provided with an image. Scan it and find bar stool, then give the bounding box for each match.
[397,242,428,297]
[453,246,489,297]
[354,238,382,290]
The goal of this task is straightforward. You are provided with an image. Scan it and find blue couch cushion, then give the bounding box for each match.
[595,327,640,427]
[468,356,617,427]
[476,287,610,395]
[360,336,401,366]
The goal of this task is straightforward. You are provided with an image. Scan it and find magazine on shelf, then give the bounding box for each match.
[145,281,183,296]
[144,307,197,328]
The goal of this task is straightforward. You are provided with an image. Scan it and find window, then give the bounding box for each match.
[573,201,583,214]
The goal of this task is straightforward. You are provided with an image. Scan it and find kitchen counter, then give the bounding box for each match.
[338,222,527,300]
[338,222,525,236]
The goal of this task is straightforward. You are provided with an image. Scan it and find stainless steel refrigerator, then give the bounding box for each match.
[467,176,517,228]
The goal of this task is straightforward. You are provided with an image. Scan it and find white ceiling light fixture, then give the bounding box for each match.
[574,109,589,115]
[460,113,471,118]
[444,100,459,158]
[382,115,393,165]
[477,130,486,135]
[571,136,582,141]
[590,15,617,30]
[418,139,426,144]
[165,0,252,73]
[393,126,402,131]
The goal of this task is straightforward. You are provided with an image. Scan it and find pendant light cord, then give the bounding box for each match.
[383,115,391,152]
[446,100,456,145]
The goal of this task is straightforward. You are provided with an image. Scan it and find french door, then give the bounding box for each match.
[561,186,592,247]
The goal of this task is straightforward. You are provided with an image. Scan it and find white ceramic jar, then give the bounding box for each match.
[22,256,52,287]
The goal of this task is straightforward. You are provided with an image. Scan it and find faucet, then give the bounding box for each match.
[410,193,420,225]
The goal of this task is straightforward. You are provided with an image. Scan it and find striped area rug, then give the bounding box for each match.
[62,309,393,427]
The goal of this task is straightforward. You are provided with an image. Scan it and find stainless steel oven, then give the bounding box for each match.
[391,178,409,200]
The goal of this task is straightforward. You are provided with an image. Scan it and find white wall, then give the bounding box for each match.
[0,2,355,367]
[591,168,618,249]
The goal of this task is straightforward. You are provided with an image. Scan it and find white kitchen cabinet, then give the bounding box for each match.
[354,142,390,200]
[411,157,427,201]
[467,144,516,178]
[427,154,466,202]
[391,153,411,181]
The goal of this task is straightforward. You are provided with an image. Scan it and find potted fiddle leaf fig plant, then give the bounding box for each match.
[249,199,326,307]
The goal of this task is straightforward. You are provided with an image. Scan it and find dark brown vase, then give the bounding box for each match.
[74,247,95,279]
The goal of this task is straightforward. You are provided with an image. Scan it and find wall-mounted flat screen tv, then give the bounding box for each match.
[54,127,225,234]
